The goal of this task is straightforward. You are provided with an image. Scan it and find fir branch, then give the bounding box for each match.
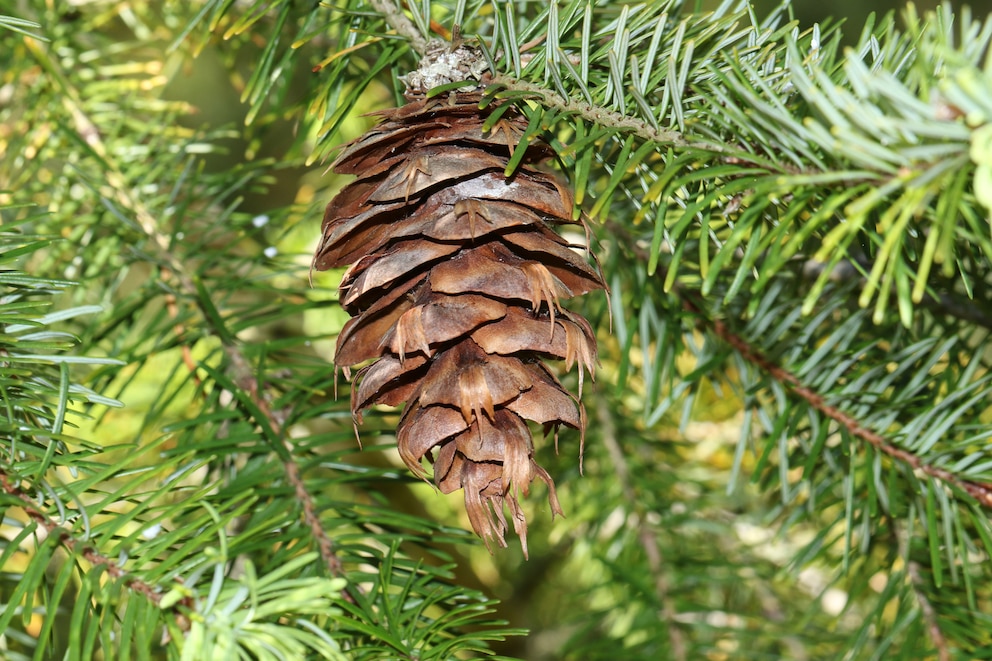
[593,392,686,661]
[704,309,992,509]
[192,285,347,584]
[492,73,686,147]
[163,269,203,388]
[27,38,348,587]
[369,0,428,55]
[908,560,951,661]
[920,291,992,333]
[361,4,693,149]
[802,258,992,333]
[608,217,992,510]
[0,469,193,629]
[224,347,347,586]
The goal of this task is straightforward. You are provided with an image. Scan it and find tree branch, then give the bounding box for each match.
[920,290,992,333]
[28,41,348,588]
[491,74,688,146]
[802,258,992,333]
[224,348,347,587]
[369,0,429,56]
[0,470,194,629]
[907,561,951,661]
[701,308,992,509]
[593,392,687,661]
[606,218,992,510]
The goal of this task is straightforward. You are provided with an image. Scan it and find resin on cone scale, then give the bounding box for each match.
[313,42,605,556]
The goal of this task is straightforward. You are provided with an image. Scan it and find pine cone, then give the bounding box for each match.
[314,91,604,556]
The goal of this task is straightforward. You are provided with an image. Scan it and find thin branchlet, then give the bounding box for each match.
[0,470,194,629]
[369,0,429,55]
[30,40,347,585]
[608,218,992,511]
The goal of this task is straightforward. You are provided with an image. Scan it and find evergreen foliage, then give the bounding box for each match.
[1,0,990,659]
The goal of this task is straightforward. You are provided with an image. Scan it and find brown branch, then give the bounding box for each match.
[701,307,992,508]
[593,393,686,661]
[160,276,347,583]
[604,217,992,509]
[224,348,347,586]
[492,74,687,147]
[157,223,348,585]
[907,561,951,661]
[802,258,992,333]
[28,41,349,596]
[369,0,429,56]
[0,470,193,628]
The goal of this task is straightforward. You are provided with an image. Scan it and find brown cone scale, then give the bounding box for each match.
[314,92,604,557]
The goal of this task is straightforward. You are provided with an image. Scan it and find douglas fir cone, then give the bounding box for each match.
[313,43,605,556]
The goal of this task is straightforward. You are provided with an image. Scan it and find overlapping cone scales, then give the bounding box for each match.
[314,93,604,556]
